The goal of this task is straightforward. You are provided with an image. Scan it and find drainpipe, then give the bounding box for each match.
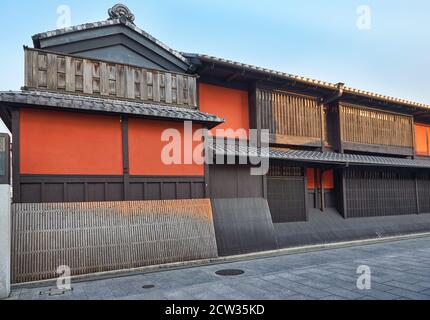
[323,82,345,105]
[321,83,345,152]
[318,84,345,210]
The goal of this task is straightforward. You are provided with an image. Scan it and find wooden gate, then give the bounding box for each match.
[11,199,218,283]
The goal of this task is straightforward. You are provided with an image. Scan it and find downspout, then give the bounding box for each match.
[319,84,345,212]
[321,82,345,153]
[323,82,345,105]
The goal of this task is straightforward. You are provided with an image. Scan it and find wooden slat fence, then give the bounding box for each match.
[344,169,417,218]
[11,199,217,283]
[24,47,197,108]
[258,89,322,140]
[340,103,413,148]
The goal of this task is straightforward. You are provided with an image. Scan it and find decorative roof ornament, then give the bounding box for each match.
[108,4,135,24]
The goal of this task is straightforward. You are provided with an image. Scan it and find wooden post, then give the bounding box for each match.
[415,172,420,214]
[11,109,20,203]
[337,104,344,153]
[121,115,130,200]
[320,101,325,151]
[341,168,348,219]
[320,168,325,212]
[303,166,310,221]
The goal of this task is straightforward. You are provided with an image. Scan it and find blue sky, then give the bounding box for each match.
[1,0,430,132]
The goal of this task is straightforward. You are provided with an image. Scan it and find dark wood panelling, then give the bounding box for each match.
[19,175,205,203]
[344,168,418,218]
[267,177,306,223]
[209,165,264,199]
[267,164,307,223]
[342,141,413,156]
[417,173,430,213]
[308,190,336,209]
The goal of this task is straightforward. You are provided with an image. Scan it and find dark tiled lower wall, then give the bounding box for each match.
[19,175,205,203]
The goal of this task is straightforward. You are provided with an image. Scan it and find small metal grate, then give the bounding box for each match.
[142,284,155,289]
[215,269,245,276]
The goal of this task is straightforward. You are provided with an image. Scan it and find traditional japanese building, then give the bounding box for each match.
[1,4,430,283]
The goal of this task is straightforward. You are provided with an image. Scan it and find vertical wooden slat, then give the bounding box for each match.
[11,199,217,283]
[116,64,125,98]
[46,53,57,90]
[125,66,135,99]
[24,49,33,88]
[188,76,197,107]
[65,56,76,92]
[153,72,160,102]
[177,74,183,105]
[83,59,93,94]
[23,48,198,107]
[100,62,109,96]
[165,73,172,104]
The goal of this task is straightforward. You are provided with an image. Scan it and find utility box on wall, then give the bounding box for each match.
[0,133,11,299]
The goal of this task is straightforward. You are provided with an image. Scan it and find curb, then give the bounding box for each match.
[12,231,430,289]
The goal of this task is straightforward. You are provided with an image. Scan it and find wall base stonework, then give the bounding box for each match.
[11,199,218,283]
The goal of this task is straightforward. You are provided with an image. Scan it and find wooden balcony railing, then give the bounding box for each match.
[24,47,197,108]
[339,103,414,156]
[258,89,323,147]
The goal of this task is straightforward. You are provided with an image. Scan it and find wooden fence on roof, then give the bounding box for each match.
[24,47,198,108]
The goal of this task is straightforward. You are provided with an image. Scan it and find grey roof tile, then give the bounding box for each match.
[0,90,224,126]
[210,143,430,169]
[183,53,430,111]
[33,19,190,65]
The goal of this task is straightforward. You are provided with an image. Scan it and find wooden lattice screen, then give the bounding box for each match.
[24,47,197,107]
[11,199,217,283]
[258,89,322,145]
[340,103,414,148]
[344,169,418,218]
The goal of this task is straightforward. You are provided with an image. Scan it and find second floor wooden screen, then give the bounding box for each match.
[340,103,413,148]
[258,89,322,139]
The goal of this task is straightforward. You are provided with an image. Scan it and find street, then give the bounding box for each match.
[7,236,430,300]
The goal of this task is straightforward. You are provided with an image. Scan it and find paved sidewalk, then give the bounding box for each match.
[6,236,430,300]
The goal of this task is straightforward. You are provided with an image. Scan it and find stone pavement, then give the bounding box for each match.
[6,236,430,300]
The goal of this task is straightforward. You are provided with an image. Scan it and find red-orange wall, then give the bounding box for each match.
[415,124,430,156]
[307,168,334,189]
[20,108,123,175]
[199,83,249,139]
[128,118,204,176]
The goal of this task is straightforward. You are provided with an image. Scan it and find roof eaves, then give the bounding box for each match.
[209,144,430,169]
[0,90,224,127]
[184,53,430,111]
[32,19,190,66]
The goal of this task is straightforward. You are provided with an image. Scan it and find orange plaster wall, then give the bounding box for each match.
[20,108,123,175]
[128,118,204,176]
[415,124,429,156]
[199,83,249,139]
[307,168,334,190]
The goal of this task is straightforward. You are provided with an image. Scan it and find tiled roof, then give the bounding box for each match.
[32,19,190,65]
[184,53,430,111]
[210,143,430,168]
[0,90,224,126]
